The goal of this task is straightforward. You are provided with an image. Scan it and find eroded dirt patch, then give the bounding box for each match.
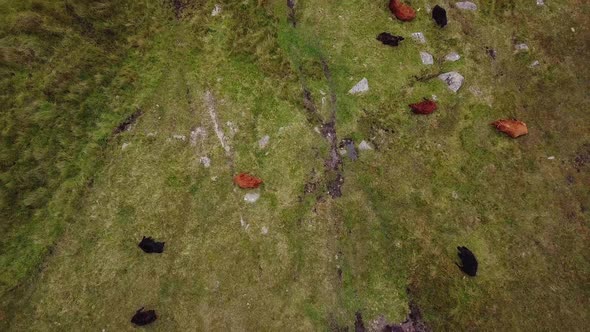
[303,168,322,195]
[287,0,297,27]
[320,59,344,198]
[287,2,344,200]
[65,3,94,35]
[113,109,143,134]
[573,143,590,172]
[302,87,323,125]
[321,119,344,198]
[368,300,430,332]
[355,311,366,332]
[171,0,185,19]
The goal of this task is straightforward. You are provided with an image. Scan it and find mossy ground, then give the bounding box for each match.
[1,0,589,330]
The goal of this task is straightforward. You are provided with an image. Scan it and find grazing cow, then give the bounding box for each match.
[432,5,448,28]
[389,0,416,21]
[131,307,157,326]
[456,246,478,276]
[377,33,405,47]
[138,236,165,254]
[409,99,438,115]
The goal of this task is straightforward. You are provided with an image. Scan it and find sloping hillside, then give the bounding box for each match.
[1,0,589,330]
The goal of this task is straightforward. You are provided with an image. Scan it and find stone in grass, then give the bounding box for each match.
[244,192,260,203]
[438,72,465,92]
[420,51,434,65]
[341,139,358,160]
[190,127,207,146]
[211,4,222,16]
[200,156,211,168]
[536,0,545,6]
[530,60,540,68]
[348,78,369,95]
[358,140,374,151]
[455,1,477,10]
[411,32,426,44]
[173,134,186,141]
[445,52,461,62]
[486,47,497,60]
[258,135,270,149]
[226,121,238,136]
[514,43,529,52]
[339,148,347,156]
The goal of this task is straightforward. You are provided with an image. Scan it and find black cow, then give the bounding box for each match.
[432,5,448,28]
[138,236,165,254]
[131,307,157,326]
[376,33,405,47]
[456,246,478,277]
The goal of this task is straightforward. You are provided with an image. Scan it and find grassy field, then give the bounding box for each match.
[1,0,589,330]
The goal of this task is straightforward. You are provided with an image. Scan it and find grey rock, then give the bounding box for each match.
[348,78,369,94]
[455,1,477,10]
[342,139,357,160]
[211,4,222,16]
[240,215,249,229]
[445,52,461,62]
[420,51,434,65]
[515,43,529,52]
[358,140,374,151]
[486,47,497,60]
[536,0,544,6]
[244,192,260,203]
[173,134,186,141]
[200,156,211,168]
[226,121,238,137]
[258,135,270,149]
[411,32,426,44]
[190,127,207,146]
[438,72,465,92]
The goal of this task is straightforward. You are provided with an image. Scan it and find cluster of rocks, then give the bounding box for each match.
[350,1,531,138]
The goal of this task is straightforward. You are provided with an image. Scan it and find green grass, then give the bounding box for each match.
[1,0,589,330]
